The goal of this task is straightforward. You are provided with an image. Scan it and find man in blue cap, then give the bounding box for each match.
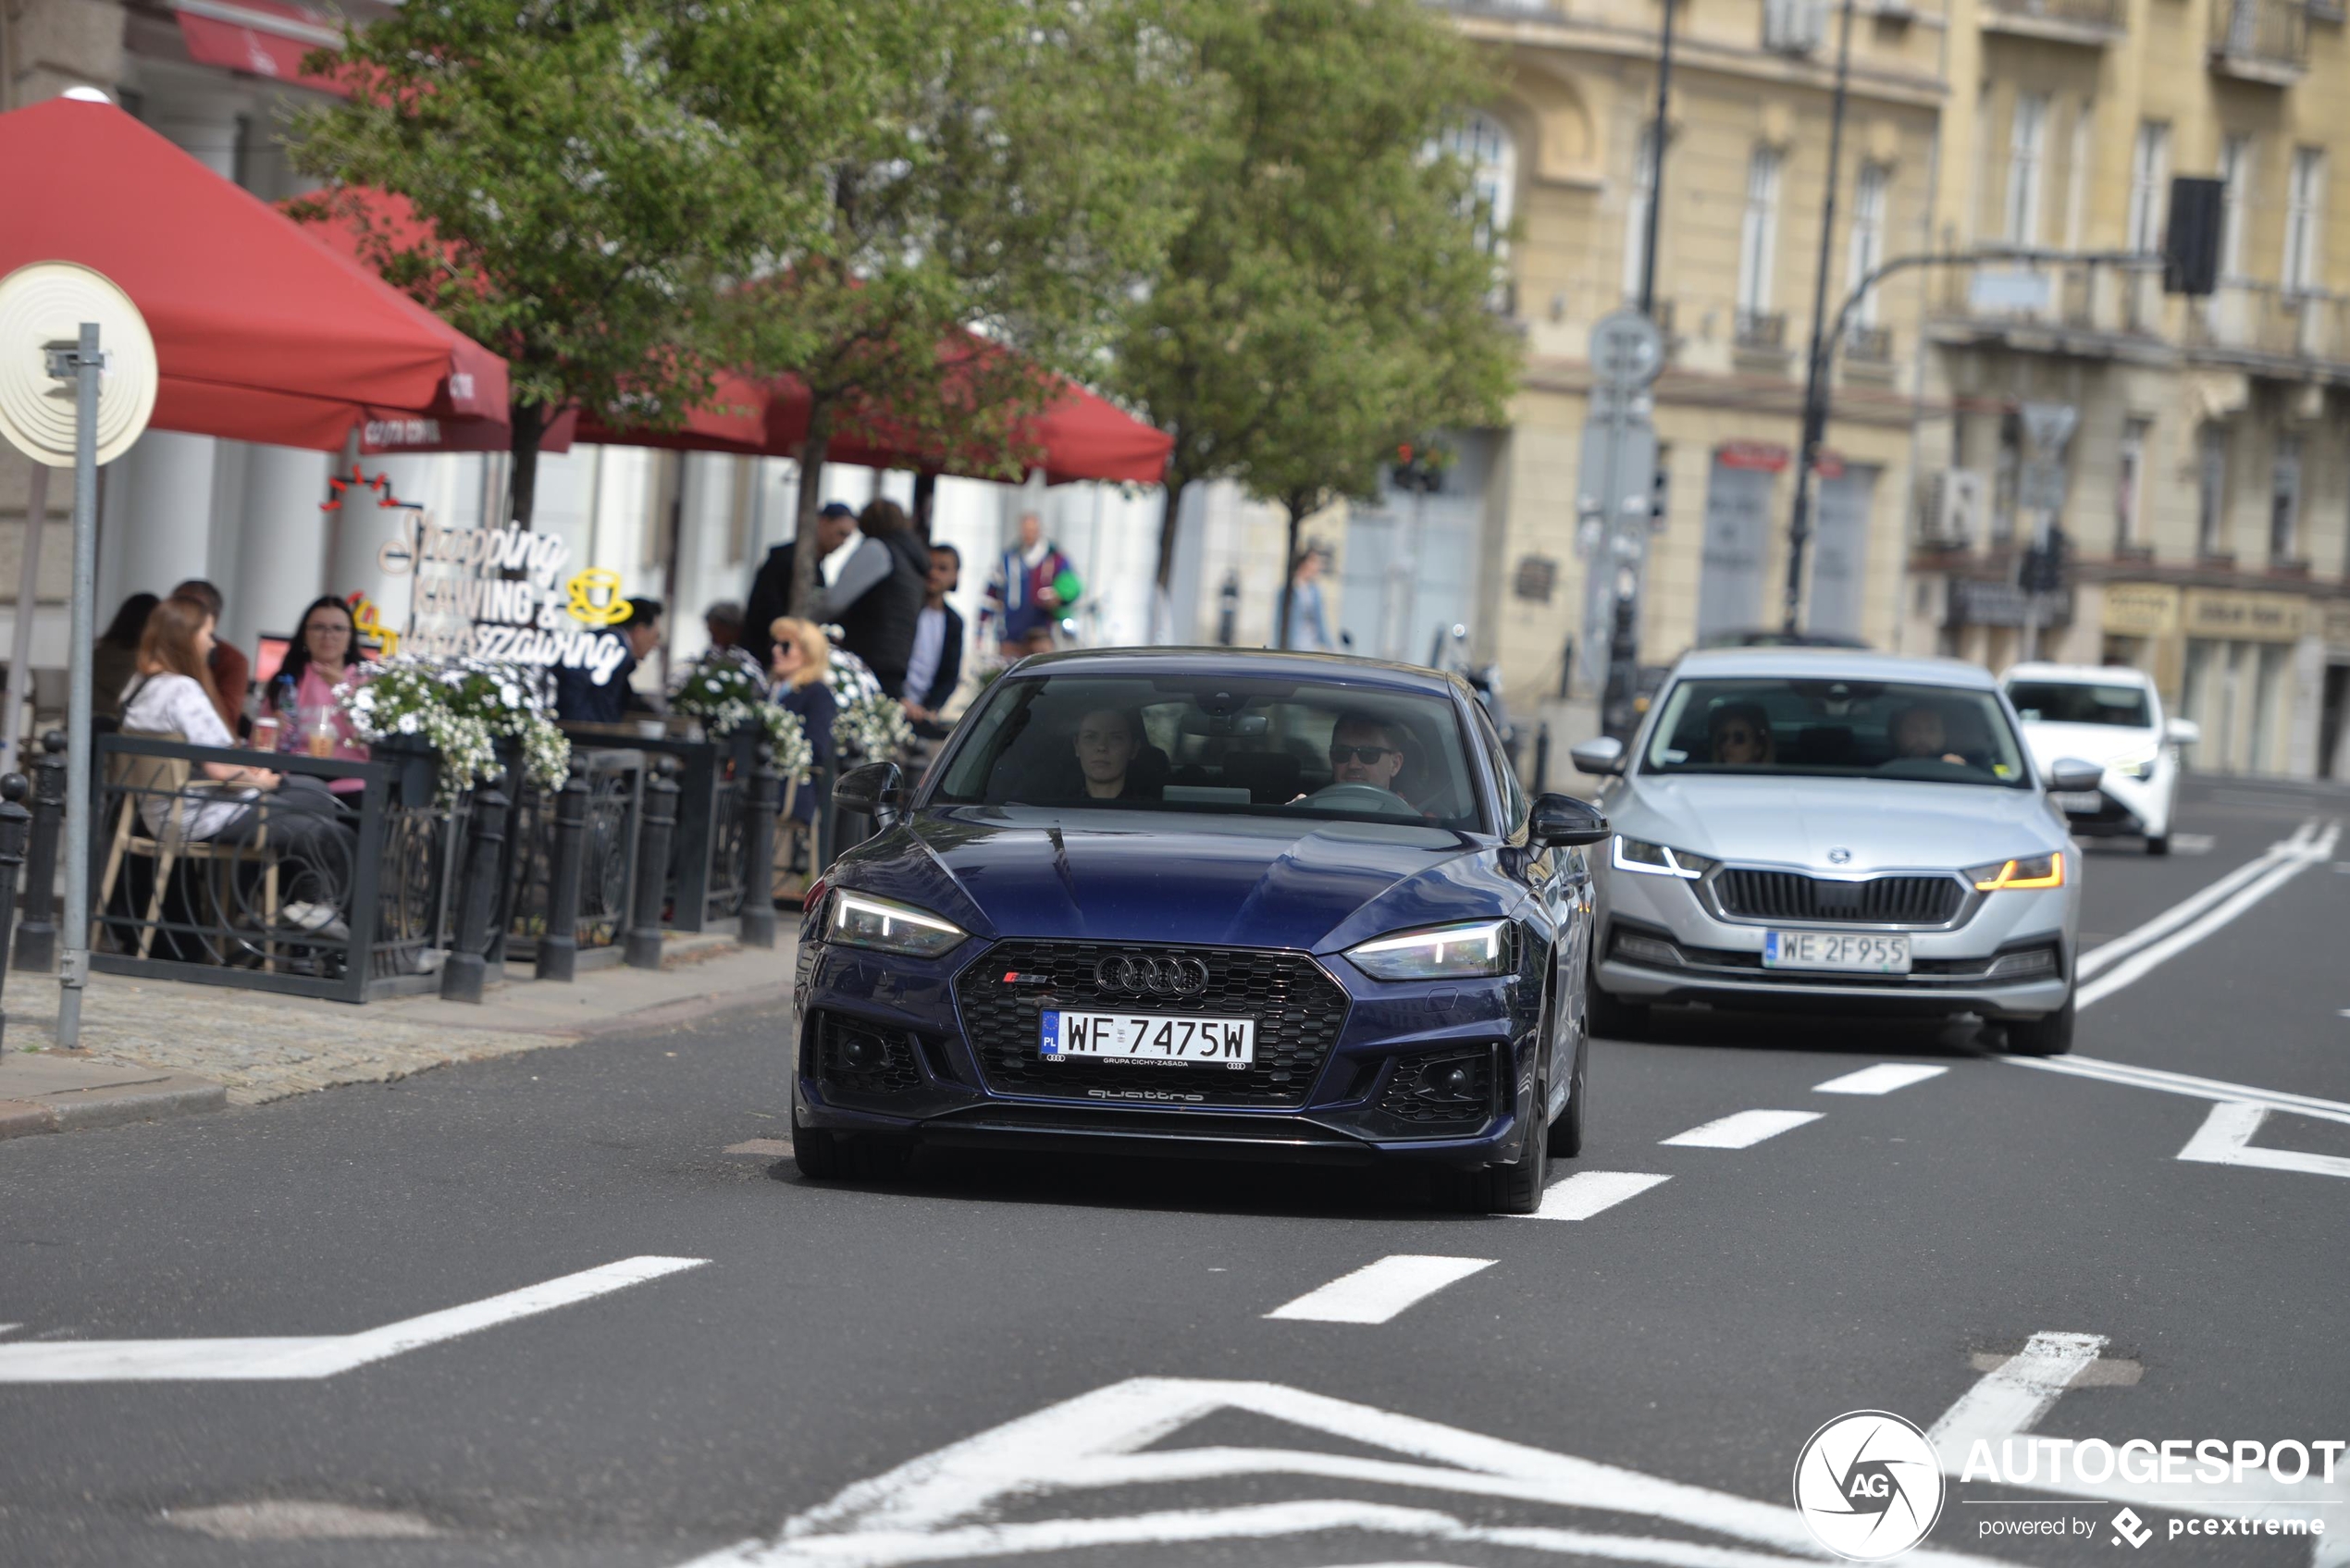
[744,501,857,673]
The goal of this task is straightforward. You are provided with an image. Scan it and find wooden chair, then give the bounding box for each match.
[96,729,278,965]
[772,775,816,907]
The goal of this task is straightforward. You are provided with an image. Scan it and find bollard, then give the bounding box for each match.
[536,762,590,983]
[0,774,30,1046]
[739,751,780,949]
[440,785,510,1004]
[1532,721,1552,797]
[12,730,64,973]
[625,755,679,970]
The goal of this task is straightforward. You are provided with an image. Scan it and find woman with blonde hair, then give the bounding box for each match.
[118,595,355,938]
[768,617,837,823]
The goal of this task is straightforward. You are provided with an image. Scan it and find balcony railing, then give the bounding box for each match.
[1845,325,1894,363]
[1735,310,1788,352]
[1982,0,2122,39]
[2209,0,2308,80]
[1933,257,2166,340]
[2183,281,2344,364]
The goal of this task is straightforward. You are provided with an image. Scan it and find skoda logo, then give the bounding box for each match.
[1827,846,1853,865]
[1094,955,1211,998]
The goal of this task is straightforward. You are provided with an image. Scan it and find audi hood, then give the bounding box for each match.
[832,806,1522,954]
[1608,774,2069,872]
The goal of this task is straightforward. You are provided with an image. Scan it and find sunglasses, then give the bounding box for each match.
[1329,745,1397,764]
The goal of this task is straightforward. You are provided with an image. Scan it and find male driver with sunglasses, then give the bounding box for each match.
[1327,712,1409,796]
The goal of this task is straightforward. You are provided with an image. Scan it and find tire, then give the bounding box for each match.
[1548,1058,1586,1159]
[2146,835,2171,857]
[1480,1116,1549,1214]
[2006,994,2075,1056]
[791,1128,842,1179]
[1587,982,1649,1042]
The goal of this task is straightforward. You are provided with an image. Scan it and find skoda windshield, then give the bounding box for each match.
[1640,676,2032,788]
[929,673,1490,832]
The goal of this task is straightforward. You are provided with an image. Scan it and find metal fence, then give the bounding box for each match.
[506,747,645,967]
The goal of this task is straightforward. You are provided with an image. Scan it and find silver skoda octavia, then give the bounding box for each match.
[1574,648,2096,1055]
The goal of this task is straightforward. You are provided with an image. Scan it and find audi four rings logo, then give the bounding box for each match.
[1093,955,1211,997]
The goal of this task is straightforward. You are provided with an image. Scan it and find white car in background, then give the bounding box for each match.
[2002,663,2198,855]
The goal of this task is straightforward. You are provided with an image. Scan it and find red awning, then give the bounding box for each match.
[0,97,508,453]
[173,0,352,97]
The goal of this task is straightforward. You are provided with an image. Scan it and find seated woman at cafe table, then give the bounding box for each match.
[767,617,837,825]
[120,596,358,940]
[264,594,375,796]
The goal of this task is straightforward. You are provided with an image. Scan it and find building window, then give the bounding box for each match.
[2063,99,2096,249]
[2197,424,2230,558]
[2005,95,2049,246]
[2126,121,2171,253]
[1738,146,1784,329]
[2282,147,2324,295]
[2115,417,2149,551]
[1848,164,1890,327]
[1623,124,1659,303]
[2219,133,2255,281]
[1442,112,1517,262]
[1993,411,2022,543]
[2270,433,2302,562]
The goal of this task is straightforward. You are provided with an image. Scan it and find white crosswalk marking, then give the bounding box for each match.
[1812,1063,1948,1095]
[1660,1110,1821,1149]
[1514,1171,1671,1222]
[1265,1257,1495,1325]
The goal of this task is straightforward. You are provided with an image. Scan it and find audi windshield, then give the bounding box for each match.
[929,673,1490,833]
[1640,676,2032,787]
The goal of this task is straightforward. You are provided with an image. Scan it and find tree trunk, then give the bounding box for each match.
[1152,473,1189,593]
[507,400,550,528]
[789,401,835,619]
[1275,501,1303,652]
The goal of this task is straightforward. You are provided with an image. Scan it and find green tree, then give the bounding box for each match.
[724,0,1195,615]
[291,0,860,525]
[1107,0,1519,645]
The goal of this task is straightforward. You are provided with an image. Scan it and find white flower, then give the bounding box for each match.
[397,713,420,735]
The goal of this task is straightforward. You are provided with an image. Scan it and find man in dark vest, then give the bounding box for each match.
[743,499,924,697]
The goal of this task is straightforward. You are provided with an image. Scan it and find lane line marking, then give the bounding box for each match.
[1265,1256,1495,1325]
[0,1256,707,1382]
[1659,1110,1822,1149]
[1513,1171,1671,1222]
[1812,1063,1948,1096]
[2176,1101,2350,1181]
[1925,1331,2108,1463]
[2081,821,2337,1009]
[2000,1053,2350,1126]
[2078,816,2315,977]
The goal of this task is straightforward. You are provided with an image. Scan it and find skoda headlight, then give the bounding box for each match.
[1965,851,2065,892]
[1611,835,1718,880]
[826,890,968,957]
[2109,746,2158,781]
[1346,920,1511,981]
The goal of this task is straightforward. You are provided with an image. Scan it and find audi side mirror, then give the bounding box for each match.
[1569,736,1626,776]
[834,760,905,826]
[2165,717,2202,747]
[1529,793,1608,848]
[2047,758,2105,795]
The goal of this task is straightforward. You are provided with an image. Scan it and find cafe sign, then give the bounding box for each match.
[2100,582,2180,637]
[2181,588,2305,643]
[377,516,636,684]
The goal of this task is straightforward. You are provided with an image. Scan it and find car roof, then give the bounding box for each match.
[2001,661,2155,687]
[1000,646,1473,698]
[1666,646,2000,689]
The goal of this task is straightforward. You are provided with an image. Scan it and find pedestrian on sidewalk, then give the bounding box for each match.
[743,500,852,673]
[169,579,247,735]
[982,512,1081,660]
[1284,545,1337,653]
[848,498,930,698]
[767,616,837,824]
[903,543,965,736]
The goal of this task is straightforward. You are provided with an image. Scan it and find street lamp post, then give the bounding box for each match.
[1781,0,1858,636]
[1638,0,1676,319]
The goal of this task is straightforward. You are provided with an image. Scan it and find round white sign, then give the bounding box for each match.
[1792,1409,1946,1561]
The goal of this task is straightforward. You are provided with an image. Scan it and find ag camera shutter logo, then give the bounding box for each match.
[1793,1410,1947,1560]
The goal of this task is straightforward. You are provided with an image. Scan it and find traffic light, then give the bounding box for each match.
[2163,177,2222,297]
[1391,440,1449,494]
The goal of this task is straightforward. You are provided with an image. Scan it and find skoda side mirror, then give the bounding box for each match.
[2047,758,2105,795]
[834,760,905,826]
[1529,793,1609,848]
[1569,736,1626,776]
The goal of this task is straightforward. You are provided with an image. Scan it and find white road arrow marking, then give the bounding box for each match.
[677,1377,2015,1567]
[0,1255,706,1382]
[1662,1110,1821,1149]
[2177,1102,2350,1180]
[1927,1330,2350,1567]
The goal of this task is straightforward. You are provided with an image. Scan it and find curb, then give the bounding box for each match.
[0,1076,229,1140]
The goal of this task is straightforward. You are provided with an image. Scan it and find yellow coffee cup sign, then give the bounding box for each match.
[565,569,633,627]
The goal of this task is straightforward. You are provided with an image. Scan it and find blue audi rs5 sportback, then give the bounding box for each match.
[787,648,1610,1213]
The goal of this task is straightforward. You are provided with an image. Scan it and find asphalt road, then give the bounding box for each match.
[2,772,2345,1568]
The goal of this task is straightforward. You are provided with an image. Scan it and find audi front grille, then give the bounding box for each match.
[952,940,1348,1108]
[1712,869,1966,926]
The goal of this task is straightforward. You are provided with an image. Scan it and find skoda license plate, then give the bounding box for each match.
[1762,932,1911,974]
[1040,1010,1255,1069]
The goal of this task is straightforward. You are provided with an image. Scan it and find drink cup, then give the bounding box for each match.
[253,716,281,752]
[307,725,336,759]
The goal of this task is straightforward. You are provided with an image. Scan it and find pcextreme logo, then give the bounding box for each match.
[1793,1410,1948,1561]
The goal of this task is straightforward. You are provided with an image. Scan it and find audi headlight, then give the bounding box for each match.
[1611,835,1718,880]
[2109,746,2158,781]
[1965,852,2065,892]
[826,890,968,957]
[1346,920,1511,981]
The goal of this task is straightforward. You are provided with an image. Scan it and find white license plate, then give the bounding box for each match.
[1040,1010,1256,1068]
[2053,790,2104,813]
[1762,931,1912,974]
